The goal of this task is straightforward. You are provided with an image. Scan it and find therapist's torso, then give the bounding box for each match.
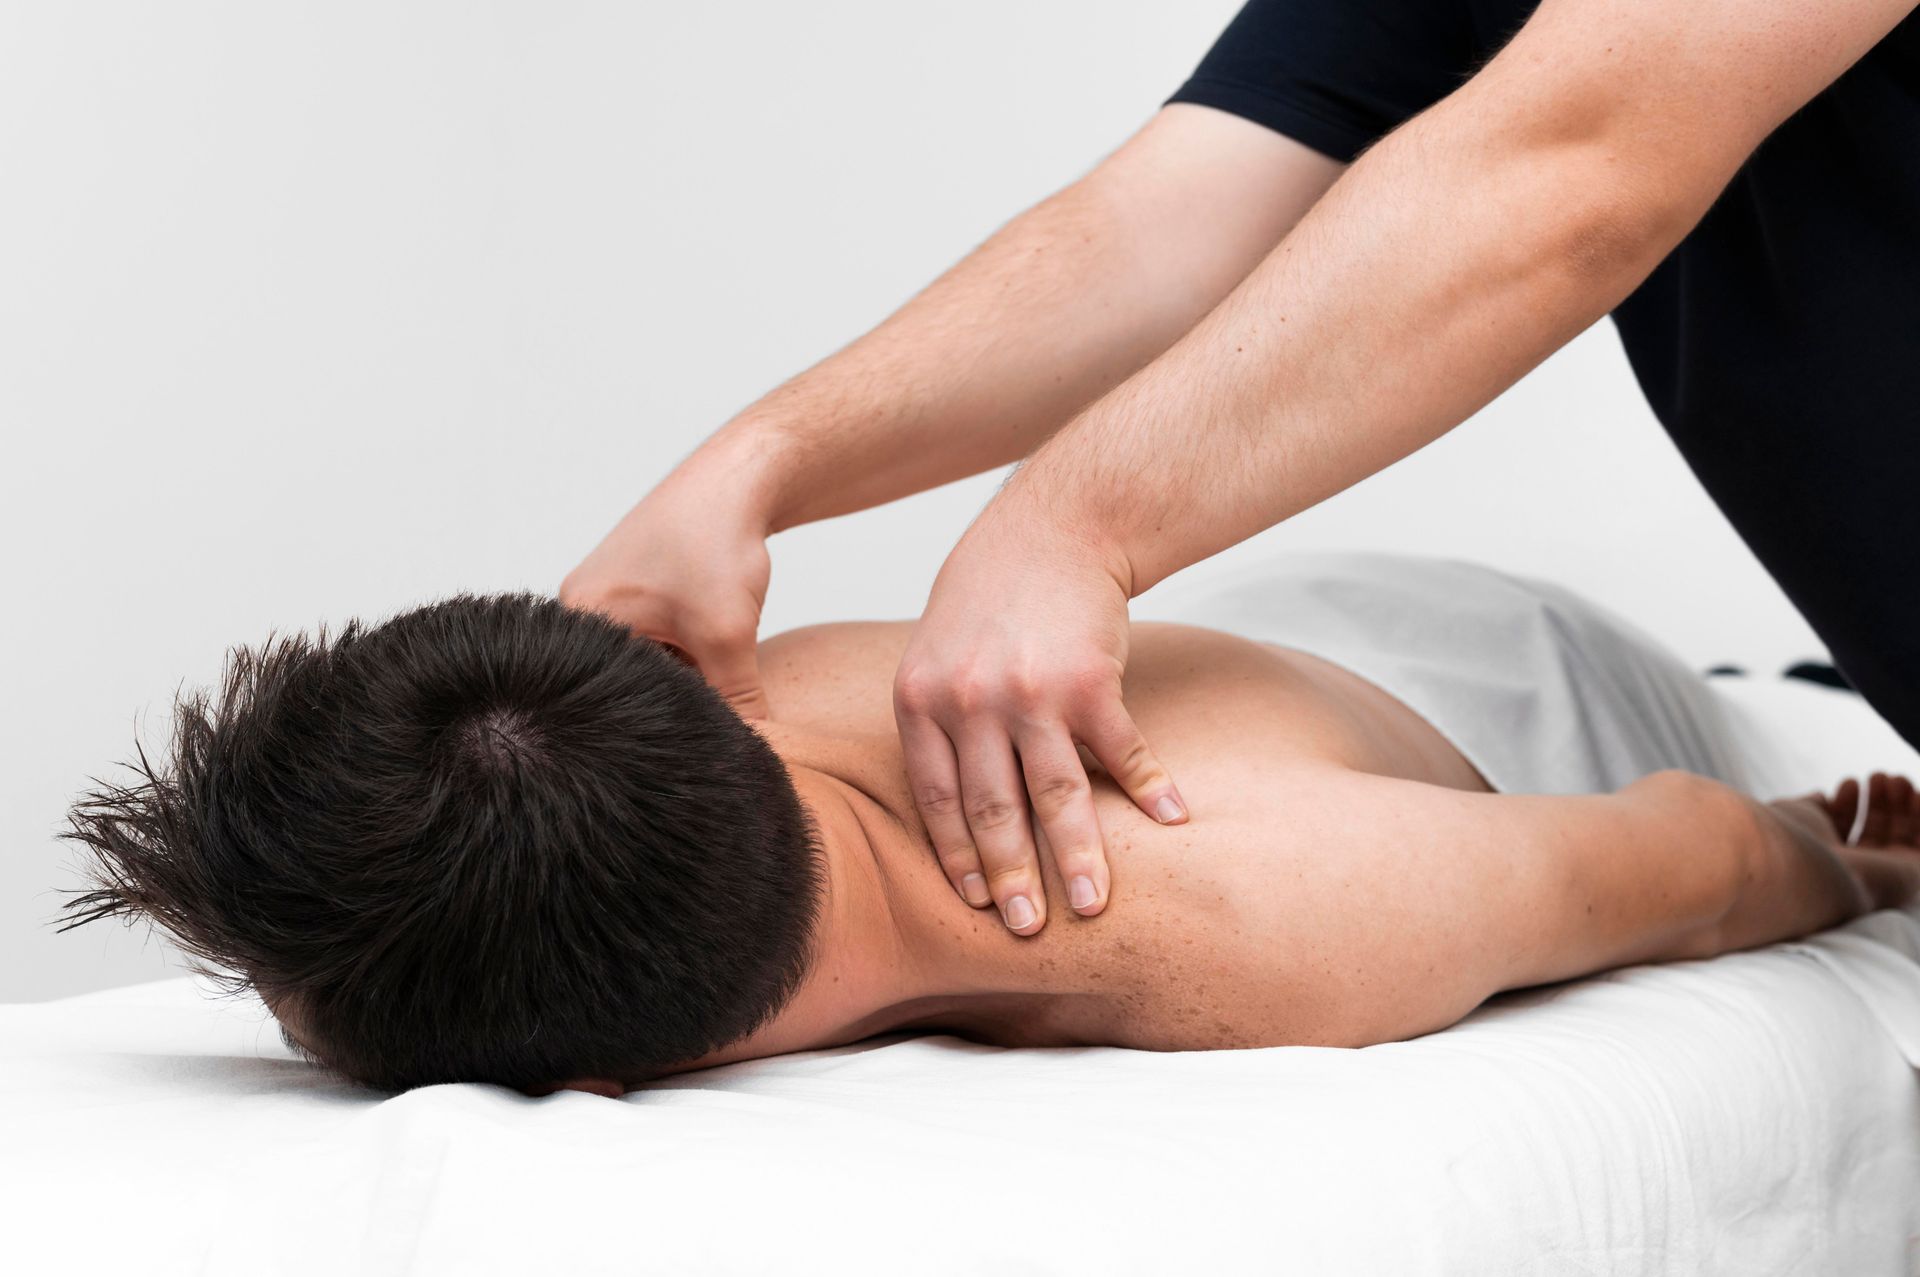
[1167,0,1920,751]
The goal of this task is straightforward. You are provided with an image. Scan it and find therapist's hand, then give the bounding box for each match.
[894,496,1187,935]
[561,453,773,721]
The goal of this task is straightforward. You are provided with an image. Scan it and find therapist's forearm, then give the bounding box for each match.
[689,111,1341,534]
[707,178,1188,534]
[998,80,1730,595]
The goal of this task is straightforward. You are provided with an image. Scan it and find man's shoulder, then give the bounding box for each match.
[758,619,913,666]
[757,621,913,735]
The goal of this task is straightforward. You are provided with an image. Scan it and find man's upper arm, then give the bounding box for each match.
[1265,768,1739,1045]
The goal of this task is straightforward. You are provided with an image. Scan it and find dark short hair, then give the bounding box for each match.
[57,593,825,1092]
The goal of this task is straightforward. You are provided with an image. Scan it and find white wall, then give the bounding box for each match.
[0,1,1821,1002]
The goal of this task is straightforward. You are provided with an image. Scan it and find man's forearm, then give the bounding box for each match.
[1536,773,1867,980]
[688,109,1342,534]
[1495,772,1856,991]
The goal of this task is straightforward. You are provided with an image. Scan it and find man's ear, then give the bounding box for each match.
[524,1077,626,1099]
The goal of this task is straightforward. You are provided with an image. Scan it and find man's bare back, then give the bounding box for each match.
[680,598,1917,1075]
[758,619,1496,1048]
[86,555,1918,1096]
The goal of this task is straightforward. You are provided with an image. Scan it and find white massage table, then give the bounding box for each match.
[6,677,1919,1275]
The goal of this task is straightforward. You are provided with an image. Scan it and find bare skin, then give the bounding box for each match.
[562,105,1346,925]
[567,1,1919,934]
[652,620,1919,1084]
[888,0,1920,939]
[269,616,1920,1097]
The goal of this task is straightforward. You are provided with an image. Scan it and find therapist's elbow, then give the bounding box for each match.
[1549,181,1694,286]
[1531,111,1753,295]
[1447,63,1744,294]
[1486,115,1713,292]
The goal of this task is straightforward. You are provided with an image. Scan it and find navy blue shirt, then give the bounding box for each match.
[1169,1,1920,748]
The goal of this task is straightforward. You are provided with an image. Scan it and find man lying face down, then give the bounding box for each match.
[58,556,1920,1098]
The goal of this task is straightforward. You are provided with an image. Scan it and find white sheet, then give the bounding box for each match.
[6,678,1919,1276]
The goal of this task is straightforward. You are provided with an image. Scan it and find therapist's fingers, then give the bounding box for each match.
[1076,697,1188,828]
[954,724,1046,935]
[1016,723,1111,917]
[896,712,992,908]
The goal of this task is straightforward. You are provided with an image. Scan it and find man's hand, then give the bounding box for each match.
[561,445,775,720]
[894,493,1187,935]
[1787,772,1920,913]
[1724,770,1920,958]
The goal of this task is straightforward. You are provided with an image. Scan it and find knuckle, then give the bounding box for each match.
[1061,663,1114,706]
[935,843,980,874]
[1002,670,1046,715]
[984,861,1034,891]
[916,787,964,820]
[948,676,994,717]
[893,672,936,716]
[1026,768,1089,815]
[1107,736,1160,786]
[964,795,1024,832]
[1054,847,1103,876]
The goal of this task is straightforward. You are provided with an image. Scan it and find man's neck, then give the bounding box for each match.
[682,730,1076,1070]
[802,751,1074,1014]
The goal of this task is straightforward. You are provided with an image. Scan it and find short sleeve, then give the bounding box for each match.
[1166,0,1508,163]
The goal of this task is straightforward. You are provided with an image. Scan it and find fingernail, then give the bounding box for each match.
[961,873,990,907]
[1155,794,1186,823]
[1069,875,1098,911]
[1004,895,1037,931]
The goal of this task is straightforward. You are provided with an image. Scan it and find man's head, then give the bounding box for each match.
[58,593,826,1093]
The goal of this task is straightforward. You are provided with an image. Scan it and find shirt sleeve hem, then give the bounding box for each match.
[1164,75,1374,164]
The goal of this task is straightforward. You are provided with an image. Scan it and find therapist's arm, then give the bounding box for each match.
[1009,0,1915,595]
[896,0,1917,935]
[723,108,1342,534]
[561,106,1342,715]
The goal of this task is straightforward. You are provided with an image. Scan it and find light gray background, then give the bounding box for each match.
[1,1,1823,1001]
